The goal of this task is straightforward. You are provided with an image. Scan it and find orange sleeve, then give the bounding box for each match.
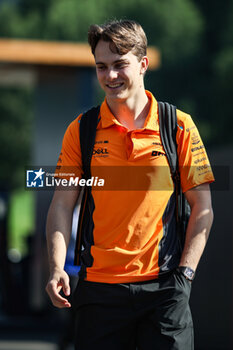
[176,110,215,192]
[56,114,83,179]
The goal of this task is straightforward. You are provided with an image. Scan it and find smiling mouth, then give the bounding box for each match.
[106,83,124,89]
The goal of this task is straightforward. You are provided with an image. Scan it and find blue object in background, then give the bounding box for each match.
[64,205,80,276]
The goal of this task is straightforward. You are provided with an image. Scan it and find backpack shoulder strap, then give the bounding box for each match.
[79,105,100,178]
[158,101,178,179]
[158,101,190,249]
[74,105,100,267]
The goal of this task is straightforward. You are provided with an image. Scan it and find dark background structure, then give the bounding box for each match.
[0,1,232,349]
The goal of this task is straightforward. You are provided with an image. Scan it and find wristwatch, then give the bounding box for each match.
[176,266,195,281]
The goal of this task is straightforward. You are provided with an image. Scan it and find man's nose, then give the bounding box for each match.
[107,68,118,80]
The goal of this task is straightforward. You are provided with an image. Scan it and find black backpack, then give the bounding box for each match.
[74,102,190,265]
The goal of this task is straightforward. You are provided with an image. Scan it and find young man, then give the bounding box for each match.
[46,20,214,350]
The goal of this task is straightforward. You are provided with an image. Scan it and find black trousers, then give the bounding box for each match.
[72,270,194,350]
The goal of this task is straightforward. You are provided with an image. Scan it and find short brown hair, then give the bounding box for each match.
[88,20,147,61]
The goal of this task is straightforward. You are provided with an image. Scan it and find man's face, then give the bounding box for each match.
[94,40,148,103]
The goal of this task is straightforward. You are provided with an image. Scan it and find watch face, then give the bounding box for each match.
[178,266,195,281]
[185,268,194,279]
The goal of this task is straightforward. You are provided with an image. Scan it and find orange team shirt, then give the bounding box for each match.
[57,90,214,283]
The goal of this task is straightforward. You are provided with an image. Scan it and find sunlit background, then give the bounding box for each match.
[0,0,232,349]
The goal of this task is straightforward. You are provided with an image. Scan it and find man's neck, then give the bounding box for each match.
[106,90,150,130]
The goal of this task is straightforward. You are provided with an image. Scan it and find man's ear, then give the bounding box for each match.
[140,56,149,74]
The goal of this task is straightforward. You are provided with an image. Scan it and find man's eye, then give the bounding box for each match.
[97,66,106,70]
[115,63,126,69]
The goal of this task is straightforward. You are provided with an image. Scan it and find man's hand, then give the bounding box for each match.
[46,268,71,308]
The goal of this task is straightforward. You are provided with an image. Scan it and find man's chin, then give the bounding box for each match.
[107,95,127,104]
[106,90,127,101]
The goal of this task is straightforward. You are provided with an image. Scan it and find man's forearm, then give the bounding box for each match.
[179,202,214,271]
[46,188,80,308]
[46,201,73,273]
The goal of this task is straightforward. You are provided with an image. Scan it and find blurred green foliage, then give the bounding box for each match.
[0,0,232,189]
[8,189,35,256]
[0,87,33,189]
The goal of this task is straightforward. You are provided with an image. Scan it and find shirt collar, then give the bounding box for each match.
[99,90,159,131]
